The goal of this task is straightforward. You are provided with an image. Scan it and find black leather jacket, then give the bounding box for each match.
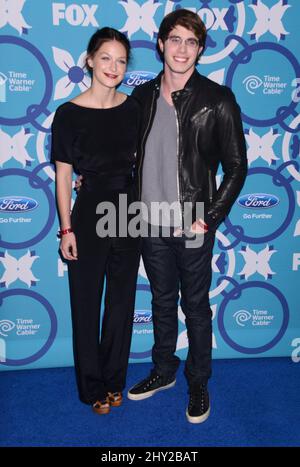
[132,69,248,230]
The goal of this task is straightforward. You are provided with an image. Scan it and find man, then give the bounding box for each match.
[127,9,247,424]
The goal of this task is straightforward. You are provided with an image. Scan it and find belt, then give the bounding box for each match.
[82,173,134,191]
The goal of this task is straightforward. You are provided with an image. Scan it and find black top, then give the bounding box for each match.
[50,96,140,178]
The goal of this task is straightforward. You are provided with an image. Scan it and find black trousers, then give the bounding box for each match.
[142,229,215,388]
[68,184,141,404]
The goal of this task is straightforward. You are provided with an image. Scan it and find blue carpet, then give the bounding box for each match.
[0,358,299,447]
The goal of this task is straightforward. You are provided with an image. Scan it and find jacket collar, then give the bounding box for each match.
[153,68,201,95]
[184,68,201,93]
[153,71,163,94]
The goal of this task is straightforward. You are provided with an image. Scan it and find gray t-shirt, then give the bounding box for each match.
[141,92,181,228]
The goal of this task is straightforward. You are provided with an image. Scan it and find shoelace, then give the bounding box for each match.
[189,388,206,410]
[144,374,160,390]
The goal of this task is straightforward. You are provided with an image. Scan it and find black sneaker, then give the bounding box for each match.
[127,371,176,401]
[186,384,210,424]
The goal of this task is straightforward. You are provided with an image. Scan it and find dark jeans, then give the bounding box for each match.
[142,229,215,388]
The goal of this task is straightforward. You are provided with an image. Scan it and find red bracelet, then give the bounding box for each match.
[57,227,73,238]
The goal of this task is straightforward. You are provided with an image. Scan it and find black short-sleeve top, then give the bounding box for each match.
[50,96,140,178]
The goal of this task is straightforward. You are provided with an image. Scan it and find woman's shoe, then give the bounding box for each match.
[92,397,110,415]
[108,392,123,407]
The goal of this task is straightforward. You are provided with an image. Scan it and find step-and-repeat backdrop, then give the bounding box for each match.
[1,0,300,370]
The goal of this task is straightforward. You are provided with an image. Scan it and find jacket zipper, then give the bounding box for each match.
[173,103,183,227]
[138,90,156,200]
[208,169,213,204]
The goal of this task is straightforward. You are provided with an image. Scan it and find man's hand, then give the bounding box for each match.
[74,174,83,193]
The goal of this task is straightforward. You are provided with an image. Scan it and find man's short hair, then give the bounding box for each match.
[157,9,207,54]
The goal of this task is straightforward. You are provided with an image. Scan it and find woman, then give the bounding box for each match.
[51,28,141,415]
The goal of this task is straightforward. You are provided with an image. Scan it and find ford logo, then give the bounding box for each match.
[133,310,152,325]
[238,193,279,209]
[123,71,157,88]
[0,196,39,213]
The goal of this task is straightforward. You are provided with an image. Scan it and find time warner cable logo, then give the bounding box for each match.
[233,310,251,327]
[0,72,8,102]
[0,320,15,363]
[243,75,288,96]
[291,338,300,363]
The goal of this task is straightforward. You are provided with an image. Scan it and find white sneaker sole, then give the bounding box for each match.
[127,380,176,401]
[186,406,210,424]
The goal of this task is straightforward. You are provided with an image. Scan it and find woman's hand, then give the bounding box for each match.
[173,218,208,237]
[60,232,78,260]
[190,218,208,235]
[75,174,83,193]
